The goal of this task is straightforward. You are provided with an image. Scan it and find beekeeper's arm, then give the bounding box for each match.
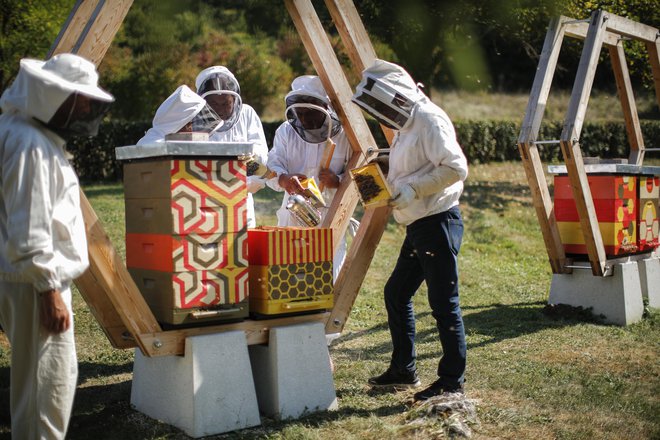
[411,115,467,197]
[3,135,70,333]
[245,106,268,193]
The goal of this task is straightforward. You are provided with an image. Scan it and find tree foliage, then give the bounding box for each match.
[0,0,658,120]
[0,0,74,91]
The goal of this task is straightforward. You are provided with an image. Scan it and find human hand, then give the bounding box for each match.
[247,176,265,193]
[389,184,416,209]
[278,173,307,194]
[318,169,340,189]
[39,289,70,334]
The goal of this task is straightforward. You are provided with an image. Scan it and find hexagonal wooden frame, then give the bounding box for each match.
[49,0,394,356]
[517,11,660,277]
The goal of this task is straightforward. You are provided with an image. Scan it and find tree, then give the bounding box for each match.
[0,0,74,92]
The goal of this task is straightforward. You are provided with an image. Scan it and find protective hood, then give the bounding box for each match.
[351,59,423,130]
[284,75,341,144]
[195,66,242,132]
[137,85,221,144]
[0,53,114,124]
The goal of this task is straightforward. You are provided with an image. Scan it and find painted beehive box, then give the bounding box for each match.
[638,175,660,251]
[121,150,250,325]
[247,227,333,316]
[554,175,638,256]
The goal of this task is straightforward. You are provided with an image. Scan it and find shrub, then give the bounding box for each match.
[68,119,660,183]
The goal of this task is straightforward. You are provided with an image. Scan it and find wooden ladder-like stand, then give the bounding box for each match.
[49,0,395,357]
[518,11,660,277]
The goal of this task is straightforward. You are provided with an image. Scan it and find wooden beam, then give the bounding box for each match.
[561,11,608,276]
[78,191,162,355]
[49,0,133,66]
[321,0,401,333]
[604,12,659,43]
[285,0,376,258]
[609,41,645,165]
[647,40,660,113]
[324,0,395,144]
[517,17,568,274]
[519,16,568,144]
[565,21,620,47]
[138,313,329,357]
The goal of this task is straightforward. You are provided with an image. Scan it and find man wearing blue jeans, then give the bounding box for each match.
[352,59,468,401]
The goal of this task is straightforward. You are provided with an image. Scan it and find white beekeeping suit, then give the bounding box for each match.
[195,66,268,228]
[266,75,352,280]
[137,85,221,145]
[351,59,469,400]
[0,53,114,439]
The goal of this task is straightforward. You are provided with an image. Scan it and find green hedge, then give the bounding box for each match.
[67,119,660,183]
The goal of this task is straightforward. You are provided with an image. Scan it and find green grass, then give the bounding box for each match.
[1,162,659,439]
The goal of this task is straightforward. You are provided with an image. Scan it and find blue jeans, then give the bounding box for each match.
[384,206,466,388]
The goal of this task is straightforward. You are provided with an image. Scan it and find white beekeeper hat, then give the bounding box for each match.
[21,53,114,102]
[1,53,114,123]
[285,75,330,106]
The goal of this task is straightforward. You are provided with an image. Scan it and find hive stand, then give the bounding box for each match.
[518,11,660,324]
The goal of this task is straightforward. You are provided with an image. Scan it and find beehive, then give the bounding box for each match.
[554,174,638,256]
[638,175,660,251]
[247,226,333,316]
[118,142,252,325]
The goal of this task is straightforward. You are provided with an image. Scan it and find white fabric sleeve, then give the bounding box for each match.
[245,106,268,164]
[265,124,289,192]
[409,166,462,198]
[411,111,468,197]
[3,137,61,292]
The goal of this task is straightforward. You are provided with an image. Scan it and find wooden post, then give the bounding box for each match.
[560,10,609,276]
[647,40,660,113]
[285,0,375,257]
[517,17,570,274]
[609,41,645,165]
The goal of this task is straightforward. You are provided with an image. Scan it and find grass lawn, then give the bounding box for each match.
[0,161,659,439]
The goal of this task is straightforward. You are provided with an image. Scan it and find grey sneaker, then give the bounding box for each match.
[368,368,421,389]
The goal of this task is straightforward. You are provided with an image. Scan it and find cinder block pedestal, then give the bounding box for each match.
[638,254,660,309]
[549,261,644,325]
[249,322,338,420]
[131,331,261,438]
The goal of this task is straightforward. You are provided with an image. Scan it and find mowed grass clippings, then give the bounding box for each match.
[0,162,658,439]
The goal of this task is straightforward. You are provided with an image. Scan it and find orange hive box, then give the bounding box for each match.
[554,175,637,256]
[247,226,333,316]
[638,175,660,252]
[123,155,249,325]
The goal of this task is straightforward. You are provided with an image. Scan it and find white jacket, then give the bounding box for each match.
[210,103,268,227]
[361,62,467,226]
[0,109,88,291]
[266,122,351,226]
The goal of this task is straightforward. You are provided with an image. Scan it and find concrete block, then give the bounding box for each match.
[249,322,337,420]
[638,255,660,309]
[549,261,644,325]
[131,331,260,438]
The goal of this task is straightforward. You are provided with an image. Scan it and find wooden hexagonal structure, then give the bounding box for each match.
[518,11,660,276]
[50,0,394,356]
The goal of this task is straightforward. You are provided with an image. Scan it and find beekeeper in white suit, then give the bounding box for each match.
[352,59,468,402]
[137,85,222,145]
[0,53,114,439]
[266,75,352,280]
[195,66,269,227]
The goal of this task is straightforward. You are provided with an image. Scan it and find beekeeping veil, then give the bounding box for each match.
[284,75,341,144]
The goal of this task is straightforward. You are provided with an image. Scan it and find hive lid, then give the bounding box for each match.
[547,163,660,175]
[115,141,254,160]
